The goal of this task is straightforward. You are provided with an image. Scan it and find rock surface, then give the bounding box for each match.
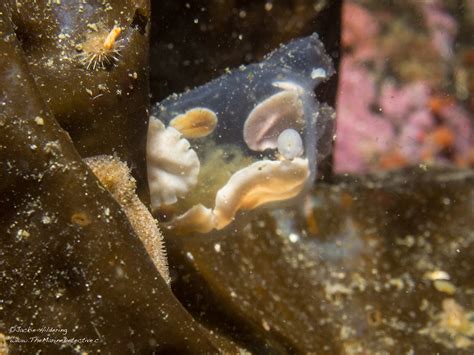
[7,0,152,199]
[0,5,220,352]
[166,167,474,353]
[2,0,472,353]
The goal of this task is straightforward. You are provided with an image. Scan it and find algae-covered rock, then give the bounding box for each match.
[165,167,474,353]
[0,5,219,352]
[7,0,151,198]
[4,0,471,353]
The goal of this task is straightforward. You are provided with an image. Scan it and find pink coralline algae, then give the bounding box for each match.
[334,1,474,173]
[341,2,379,61]
[335,59,395,173]
[422,0,458,60]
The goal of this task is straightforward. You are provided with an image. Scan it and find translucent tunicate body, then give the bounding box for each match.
[147,33,335,233]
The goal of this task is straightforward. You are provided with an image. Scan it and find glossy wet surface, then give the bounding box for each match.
[165,167,474,353]
[1,0,473,353]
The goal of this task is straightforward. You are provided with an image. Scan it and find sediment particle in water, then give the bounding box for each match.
[423,270,450,281]
[441,299,473,334]
[420,298,474,349]
[71,212,91,226]
[433,280,456,295]
[34,116,44,125]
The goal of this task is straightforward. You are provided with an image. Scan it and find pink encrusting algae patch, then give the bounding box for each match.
[335,1,474,173]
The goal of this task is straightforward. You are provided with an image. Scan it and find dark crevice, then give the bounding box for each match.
[131,8,149,35]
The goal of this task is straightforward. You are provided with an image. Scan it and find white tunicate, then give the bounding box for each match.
[149,33,335,233]
[147,118,200,209]
[277,129,304,160]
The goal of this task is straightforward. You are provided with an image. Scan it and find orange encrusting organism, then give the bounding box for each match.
[169,108,218,139]
[428,126,455,148]
[378,150,408,170]
[103,27,122,50]
[421,126,456,161]
[428,95,456,115]
[303,195,319,235]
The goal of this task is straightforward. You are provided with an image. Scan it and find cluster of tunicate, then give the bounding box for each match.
[147,33,334,233]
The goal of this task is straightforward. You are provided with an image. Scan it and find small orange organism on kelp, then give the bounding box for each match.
[77,26,122,70]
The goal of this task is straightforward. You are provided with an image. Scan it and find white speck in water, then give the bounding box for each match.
[272,81,304,93]
[34,116,44,125]
[264,2,273,11]
[262,320,271,331]
[186,252,194,261]
[311,68,326,79]
[214,243,221,253]
[442,197,451,205]
[115,266,124,278]
[423,270,450,281]
[288,233,300,243]
[17,229,30,239]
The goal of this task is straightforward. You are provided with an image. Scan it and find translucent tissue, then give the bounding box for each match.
[147,33,335,233]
